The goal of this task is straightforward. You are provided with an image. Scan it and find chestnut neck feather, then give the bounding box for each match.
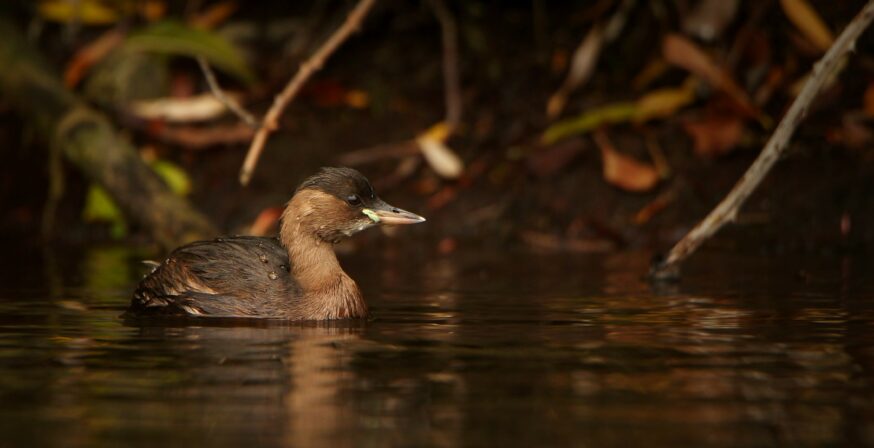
[279,190,367,319]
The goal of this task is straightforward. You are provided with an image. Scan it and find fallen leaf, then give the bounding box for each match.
[779,0,834,52]
[683,114,745,158]
[754,66,785,106]
[249,207,283,236]
[417,122,464,179]
[64,29,126,88]
[527,138,586,177]
[150,159,192,195]
[547,24,605,118]
[634,190,675,225]
[140,0,166,22]
[831,114,873,149]
[38,0,124,24]
[131,93,237,122]
[631,58,670,91]
[345,89,370,109]
[864,82,874,118]
[632,77,697,123]
[188,1,238,30]
[594,129,659,192]
[437,237,457,255]
[542,102,636,144]
[662,34,758,118]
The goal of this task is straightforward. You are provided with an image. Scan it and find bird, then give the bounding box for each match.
[126,167,425,320]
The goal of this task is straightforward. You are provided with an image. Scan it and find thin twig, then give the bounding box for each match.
[239,0,377,185]
[651,0,874,280]
[197,56,259,128]
[430,0,462,131]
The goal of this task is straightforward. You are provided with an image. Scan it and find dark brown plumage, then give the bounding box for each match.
[127,167,425,320]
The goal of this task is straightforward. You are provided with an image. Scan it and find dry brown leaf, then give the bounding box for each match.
[64,29,125,88]
[249,207,283,236]
[683,115,745,158]
[830,114,873,149]
[662,34,757,118]
[779,0,834,52]
[864,82,874,118]
[594,129,659,192]
[189,1,238,30]
[527,138,586,177]
[634,190,675,225]
[631,58,670,91]
[547,24,605,118]
[140,0,166,22]
[417,122,464,179]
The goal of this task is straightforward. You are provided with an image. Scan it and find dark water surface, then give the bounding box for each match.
[1,244,873,447]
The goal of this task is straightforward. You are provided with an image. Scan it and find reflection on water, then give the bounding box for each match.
[1,245,873,446]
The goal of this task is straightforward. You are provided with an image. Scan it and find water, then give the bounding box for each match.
[1,244,873,447]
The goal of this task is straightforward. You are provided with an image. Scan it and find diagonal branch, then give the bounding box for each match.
[238,0,377,186]
[651,0,874,280]
[197,56,259,128]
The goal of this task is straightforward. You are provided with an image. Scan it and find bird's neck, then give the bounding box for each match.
[279,194,367,319]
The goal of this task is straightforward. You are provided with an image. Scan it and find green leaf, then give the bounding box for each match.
[83,184,123,222]
[150,159,192,196]
[542,103,637,144]
[83,184,128,238]
[81,158,191,239]
[125,21,255,84]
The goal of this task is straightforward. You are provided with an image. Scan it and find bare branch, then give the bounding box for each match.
[430,0,462,131]
[651,0,874,280]
[196,56,259,128]
[239,0,377,186]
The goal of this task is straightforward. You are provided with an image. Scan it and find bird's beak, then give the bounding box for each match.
[363,200,426,225]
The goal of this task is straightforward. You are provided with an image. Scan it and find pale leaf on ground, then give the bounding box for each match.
[594,129,659,192]
[417,122,464,179]
[131,93,238,122]
[547,24,605,118]
[779,0,834,52]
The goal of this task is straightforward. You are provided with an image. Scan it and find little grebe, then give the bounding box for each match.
[127,167,425,320]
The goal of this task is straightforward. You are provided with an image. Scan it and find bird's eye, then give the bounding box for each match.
[346,194,362,206]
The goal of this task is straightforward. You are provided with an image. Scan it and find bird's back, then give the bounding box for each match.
[129,236,301,317]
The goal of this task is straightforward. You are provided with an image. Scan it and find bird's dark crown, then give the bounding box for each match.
[296,167,376,205]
